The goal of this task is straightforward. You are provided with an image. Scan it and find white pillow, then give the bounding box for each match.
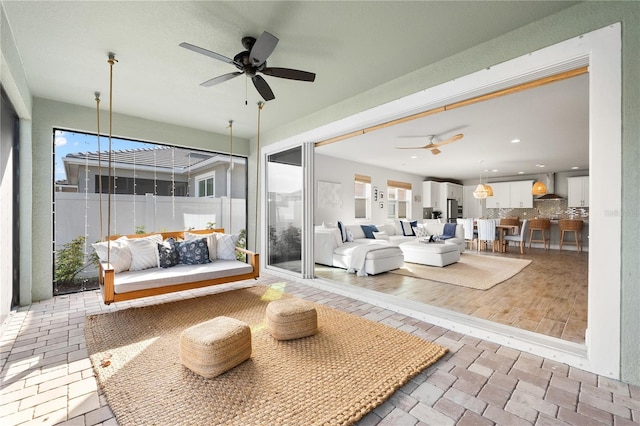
[346,229,354,242]
[127,234,162,271]
[322,222,337,229]
[185,232,218,262]
[372,231,389,240]
[216,234,239,260]
[413,226,429,238]
[92,237,131,273]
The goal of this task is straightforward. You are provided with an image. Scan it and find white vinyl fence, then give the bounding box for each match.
[54,192,246,262]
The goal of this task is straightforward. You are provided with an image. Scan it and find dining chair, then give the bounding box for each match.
[457,218,476,250]
[503,219,529,254]
[477,219,497,252]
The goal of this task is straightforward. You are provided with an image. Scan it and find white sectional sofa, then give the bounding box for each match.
[314,219,466,274]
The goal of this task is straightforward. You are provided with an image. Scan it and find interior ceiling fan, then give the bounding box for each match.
[395,133,464,155]
[180,31,316,102]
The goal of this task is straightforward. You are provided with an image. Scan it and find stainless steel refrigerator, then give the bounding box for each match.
[446,199,459,223]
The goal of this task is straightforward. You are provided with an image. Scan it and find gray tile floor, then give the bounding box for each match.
[1,275,638,425]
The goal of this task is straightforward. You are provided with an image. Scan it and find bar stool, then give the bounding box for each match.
[559,219,584,252]
[528,218,551,250]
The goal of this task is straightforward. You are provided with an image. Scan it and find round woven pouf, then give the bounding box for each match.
[180,316,251,378]
[266,299,318,341]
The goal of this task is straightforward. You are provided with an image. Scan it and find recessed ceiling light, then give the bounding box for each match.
[492,169,498,172]
[536,164,545,168]
[518,171,525,174]
[511,139,521,143]
[411,155,418,159]
[571,166,579,170]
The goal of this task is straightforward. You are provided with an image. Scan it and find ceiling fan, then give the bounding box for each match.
[179,31,316,102]
[395,133,464,155]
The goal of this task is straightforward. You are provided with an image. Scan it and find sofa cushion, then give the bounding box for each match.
[345,224,365,240]
[185,232,218,261]
[360,224,379,239]
[372,231,389,240]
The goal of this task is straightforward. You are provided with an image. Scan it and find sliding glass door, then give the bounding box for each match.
[266,146,303,273]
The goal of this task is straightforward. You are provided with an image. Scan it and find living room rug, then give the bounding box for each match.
[85,286,447,425]
[390,253,532,290]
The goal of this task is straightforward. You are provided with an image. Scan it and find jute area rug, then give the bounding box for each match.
[390,253,532,290]
[85,286,447,425]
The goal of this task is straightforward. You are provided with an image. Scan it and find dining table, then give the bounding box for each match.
[496,224,519,252]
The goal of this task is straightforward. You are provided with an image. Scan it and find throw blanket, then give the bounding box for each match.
[347,244,389,276]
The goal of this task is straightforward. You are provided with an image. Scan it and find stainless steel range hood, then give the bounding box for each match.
[536,173,564,200]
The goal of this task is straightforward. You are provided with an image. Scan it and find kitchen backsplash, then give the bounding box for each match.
[486,199,589,220]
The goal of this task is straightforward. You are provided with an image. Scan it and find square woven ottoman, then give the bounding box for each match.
[266,299,318,341]
[180,316,251,378]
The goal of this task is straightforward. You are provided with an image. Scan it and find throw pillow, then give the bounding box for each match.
[413,226,429,238]
[91,237,131,273]
[372,231,390,240]
[400,220,418,236]
[128,235,162,271]
[337,221,348,242]
[216,233,239,260]
[346,229,354,242]
[360,224,379,239]
[185,231,218,262]
[157,238,180,268]
[177,238,211,265]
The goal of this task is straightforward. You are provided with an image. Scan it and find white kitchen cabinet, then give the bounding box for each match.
[485,182,509,208]
[568,176,589,207]
[510,180,534,208]
[445,183,463,204]
[485,180,533,208]
[422,181,441,209]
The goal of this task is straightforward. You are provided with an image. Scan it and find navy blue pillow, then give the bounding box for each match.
[157,238,179,268]
[401,220,418,236]
[360,224,379,239]
[337,221,348,242]
[177,238,211,265]
[440,223,457,240]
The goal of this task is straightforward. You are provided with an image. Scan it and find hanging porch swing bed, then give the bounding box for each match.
[98,229,259,305]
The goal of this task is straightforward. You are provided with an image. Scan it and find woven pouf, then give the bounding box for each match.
[179,316,251,378]
[266,299,318,341]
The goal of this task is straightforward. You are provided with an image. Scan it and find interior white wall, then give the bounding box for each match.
[314,154,425,226]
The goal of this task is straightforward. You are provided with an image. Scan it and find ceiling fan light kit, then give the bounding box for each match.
[180,31,316,102]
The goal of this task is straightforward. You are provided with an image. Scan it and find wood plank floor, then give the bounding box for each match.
[315,246,588,343]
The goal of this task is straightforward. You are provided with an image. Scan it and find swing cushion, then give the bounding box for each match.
[92,237,132,273]
[177,238,211,265]
[217,234,239,260]
[185,232,218,261]
[157,238,180,268]
[128,234,163,271]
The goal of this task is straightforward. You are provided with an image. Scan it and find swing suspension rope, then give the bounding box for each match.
[228,120,233,233]
[95,92,103,242]
[255,102,264,248]
[106,53,117,263]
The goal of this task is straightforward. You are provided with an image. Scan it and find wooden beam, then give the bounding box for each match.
[314,67,588,147]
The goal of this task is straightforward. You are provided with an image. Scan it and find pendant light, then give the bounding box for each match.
[532,168,547,195]
[473,168,488,199]
[484,184,494,197]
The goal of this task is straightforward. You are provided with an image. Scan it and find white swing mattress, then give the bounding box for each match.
[113,260,254,294]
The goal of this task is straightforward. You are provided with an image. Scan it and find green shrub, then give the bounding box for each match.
[55,236,96,284]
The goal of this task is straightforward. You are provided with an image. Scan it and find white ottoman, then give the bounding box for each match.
[399,241,460,267]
